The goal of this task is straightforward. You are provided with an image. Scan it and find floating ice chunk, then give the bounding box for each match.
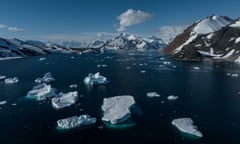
[97,64,108,68]
[0,100,7,105]
[146,92,160,98]
[69,84,78,89]
[35,72,55,84]
[167,95,179,100]
[140,70,146,74]
[57,115,97,130]
[84,72,109,86]
[4,77,19,84]
[193,67,200,70]
[163,61,171,65]
[172,118,203,138]
[0,75,6,80]
[39,57,46,61]
[126,67,131,69]
[51,91,78,109]
[101,95,136,124]
[26,83,57,101]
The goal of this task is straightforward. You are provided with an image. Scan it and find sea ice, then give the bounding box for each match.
[146,92,160,98]
[69,84,78,89]
[39,57,46,61]
[101,95,136,124]
[51,91,78,109]
[4,77,19,84]
[172,118,203,138]
[57,115,97,130]
[26,83,57,101]
[84,72,109,86]
[35,72,55,84]
[167,95,179,100]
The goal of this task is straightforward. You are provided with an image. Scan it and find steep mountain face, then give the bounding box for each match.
[172,19,240,62]
[161,15,240,63]
[163,15,232,54]
[87,33,167,49]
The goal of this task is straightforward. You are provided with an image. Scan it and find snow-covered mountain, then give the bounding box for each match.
[87,33,167,49]
[0,38,92,59]
[162,15,240,63]
[163,15,232,54]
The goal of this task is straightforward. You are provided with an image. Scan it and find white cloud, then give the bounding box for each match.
[158,25,188,43]
[117,9,153,32]
[0,24,6,29]
[8,27,24,32]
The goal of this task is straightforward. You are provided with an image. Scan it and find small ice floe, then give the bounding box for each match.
[101,95,136,124]
[84,72,109,86]
[51,91,78,109]
[57,115,97,130]
[193,67,200,70]
[126,67,131,69]
[226,73,239,77]
[146,92,160,98]
[35,72,55,84]
[160,57,165,60]
[97,64,108,68]
[4,77,19,84]
[69,84,78,89]
[26,83,57,101]
[140,70,146,74]
[39,57,46,61]
[172,118,203,138]
[163,61,171,65]
[0,75,6,80]
[167,95,179,101]
[0,100,7,105]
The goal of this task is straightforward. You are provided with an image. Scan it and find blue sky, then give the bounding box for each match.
[0,0,239,42]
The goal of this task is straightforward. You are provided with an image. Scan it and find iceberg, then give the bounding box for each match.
[172,118,203,138]
[0,100,7,105]
[146,92,160,98]
[35,72,55,84]
[167,95,179,100]
[26,83,57,101]
[101,95,136,124]
[84,72,109,86]
[4,77,19,84]
[51,91,78,109]
[57,115,97,130]
[0,75,6,80]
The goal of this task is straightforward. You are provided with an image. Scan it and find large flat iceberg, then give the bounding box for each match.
[57,115,97,130]
[35,72,55,84]
[51,91,78,109]
[84,72,109,86]
[172,118,203,138]
[26,83,57,101]
[101,95,136,124]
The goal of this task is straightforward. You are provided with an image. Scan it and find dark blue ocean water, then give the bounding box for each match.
[1,50,240,144]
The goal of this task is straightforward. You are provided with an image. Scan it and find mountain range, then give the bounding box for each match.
[0,33,167,59]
